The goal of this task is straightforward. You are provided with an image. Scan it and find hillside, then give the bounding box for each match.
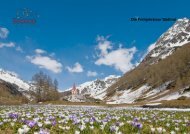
[106,18,190,104]
[0,79,28,104]
[0,69,36,103]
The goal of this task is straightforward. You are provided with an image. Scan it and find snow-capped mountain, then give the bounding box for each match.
[64,75,119,100]
[106,18,190,104]
[0,69,31,91]
[0,69,36,101]
[143,18,190,64]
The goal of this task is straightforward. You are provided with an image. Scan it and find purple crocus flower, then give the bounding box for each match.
[90,117,96,122]
[102,118,108,122]
[110,126,116,132]
[136,123,143,129]
[9,113,18,119]
[25,120,36,128]
[84,118,89,123]
[73,118,80,124]
[39,128,50,134]
[60,116,65,119]
[131,121,136,126]
[133,118,138,122]
[49,116,55,121]
[52,120,56,126]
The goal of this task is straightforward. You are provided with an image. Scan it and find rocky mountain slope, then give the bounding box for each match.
[106,18,190,104]
[0,69,35,101]
[0,69,31,91]
[0,79,28,104]
[143,17,190,64]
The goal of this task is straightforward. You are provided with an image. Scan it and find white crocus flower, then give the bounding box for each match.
[166,123,170,127]
[38,122,43,127]
[170,131,176,134]
[90,126,94,129]
[18,128,24,134]
[75,130,80,134]
[175,127,179,131]
[151,127,155,132]
[100,125,104,129]
[23,125,30,133]
[157,127,163,133]
[66,126,70,130]
[44,120,51,125]
[11,122,15,126]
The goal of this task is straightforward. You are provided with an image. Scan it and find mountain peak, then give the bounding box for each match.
[0,68,30,91]
[177,17,189,22]
[142,17,190,64]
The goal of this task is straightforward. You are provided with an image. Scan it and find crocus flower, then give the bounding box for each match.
[75,130,80,134]
[0,122,3,126]
[170,131,176,134]
[136,123,143,129]
[9,113,18,119]
[151,127,155,133]
[52,120,56,126]
[38,128,50,134]
[110,125,116,132]
[27,120,36,128]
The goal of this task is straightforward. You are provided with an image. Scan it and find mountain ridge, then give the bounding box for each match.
[61,75,120,101]
[106,17,190,104]
[142,17,190,65]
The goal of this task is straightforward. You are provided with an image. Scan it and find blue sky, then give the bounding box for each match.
[0,0,189,90]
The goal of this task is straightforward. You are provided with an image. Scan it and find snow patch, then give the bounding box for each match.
[107,84,151,104]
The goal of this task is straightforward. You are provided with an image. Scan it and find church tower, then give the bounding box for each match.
[71,83,79,95]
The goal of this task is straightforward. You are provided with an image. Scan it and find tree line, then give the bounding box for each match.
[32,71,59,102]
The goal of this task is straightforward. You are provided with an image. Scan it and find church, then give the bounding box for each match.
[71,83,79,96]
[70,83,85,102]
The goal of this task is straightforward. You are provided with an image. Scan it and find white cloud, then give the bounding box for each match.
[0,27,9,39]
[95,36,137,73]
[87,71,97,77]
[16,46,23,52]
[35,49,46,54]
[0,42,15,48]
[27,55,62,73]
[66,62,84,73]
[96,35,112,56]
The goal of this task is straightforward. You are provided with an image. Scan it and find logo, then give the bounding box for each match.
[13,8,39,24]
